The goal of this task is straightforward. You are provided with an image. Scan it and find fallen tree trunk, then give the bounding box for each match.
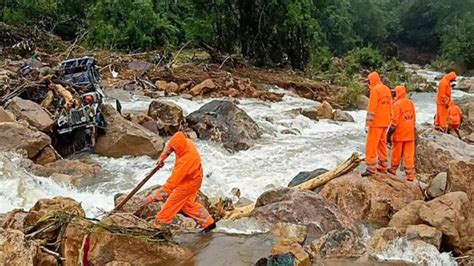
[225,152,364,220]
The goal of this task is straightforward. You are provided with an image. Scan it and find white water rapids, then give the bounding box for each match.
[0,66,470,265]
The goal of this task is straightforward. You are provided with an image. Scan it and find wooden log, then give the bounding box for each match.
[225,152,364,220]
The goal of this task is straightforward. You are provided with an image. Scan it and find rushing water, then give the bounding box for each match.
[0,66,470,264]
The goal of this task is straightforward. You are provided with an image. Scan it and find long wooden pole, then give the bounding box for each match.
[108,165,161,216]
[225,152,364,220]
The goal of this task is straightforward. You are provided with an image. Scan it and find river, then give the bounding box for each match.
[0,66,471,265]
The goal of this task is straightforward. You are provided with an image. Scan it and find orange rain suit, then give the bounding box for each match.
[365,72,392,174]
[435,72,457,131]
[388,86,416,181]
[447,101,463,130]
[148,132,214,228]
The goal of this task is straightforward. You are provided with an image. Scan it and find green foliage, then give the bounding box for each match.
[87,0,177,51]
[441,12,474,70]
[346,48,384,71]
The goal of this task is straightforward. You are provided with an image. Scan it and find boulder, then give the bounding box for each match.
[101,213,151,229]
[251,188,359,242]
[416,127,474,173]
[416,128,474,206]
[427,172,448,199]
[1,209,28,231]
[33,146,57,165]
[301,107,320,121]
[406,224,442,250]
[0,107,15,122]
[448,162,474,207]
[458,249,474,266]
[125,113,159,134]
[60,218,93,266]
[24,197,85,229]
[34,159,101,179]
[35,249,58,266]
[332,110,355,122]
[190,79,216,96]
[113,194,162,220]
[0,122,51,158]
[95,104,164,158]
[287,168,328,187]
[419,191,474,254]
[388,200,424,233]
[457,78,474,93]
[317,101,333,119]
[310,229,365,259]
[147,100,185,135]
[187,100,262,152]
[155,80,179,92]
[127,60,152,72]
[0,228,38,265]
[320,173,423,226]
[271,223,308,244]
[5,97,53,132]
[367,227,402,253]
[269,242,310,266]
[85,227,192,265]
[355,95,369,110]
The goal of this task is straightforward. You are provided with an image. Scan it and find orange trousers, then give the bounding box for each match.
[365,127,388,173]
[156,188,214,228]
[435,104,448,130]
[389,140,415,181]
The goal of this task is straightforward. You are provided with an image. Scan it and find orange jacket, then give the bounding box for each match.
[437,72,457,106]
[366,72,392,127]
[391,86,416,141]
[447,101,463,125]
[160,132,203,194]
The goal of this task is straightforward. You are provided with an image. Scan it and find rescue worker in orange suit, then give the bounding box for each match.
[447,100,463,139]
[145,131,216,232]
[435,71,457,131]
[387,86,416,181]
[362,72,392,176]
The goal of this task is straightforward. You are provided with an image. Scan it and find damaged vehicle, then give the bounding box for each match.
[53,57,107,155]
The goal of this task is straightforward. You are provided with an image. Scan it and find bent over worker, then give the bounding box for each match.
[387,86,416,181]
[447,100,463,139]
[435,71,457,131]
[146,131,216,232]
[362,72,392,176]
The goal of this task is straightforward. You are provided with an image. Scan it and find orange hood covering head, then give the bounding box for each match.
[167,131,188,157]
[394,85,407,100]
[445,71,457,82]
[368,72,382,87]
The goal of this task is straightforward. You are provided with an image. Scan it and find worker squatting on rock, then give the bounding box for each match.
[447,100,463,139]
[144,131,216,232]
[362,72,392,176]
[387,86,416,181]
[435,71,457,131]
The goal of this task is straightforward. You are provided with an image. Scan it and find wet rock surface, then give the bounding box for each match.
[252,188,359,242]
[406,224,442,250]
[95,104,164,158]
[310,229,365,259]
[0,228,39,265]
[320,173,423,226]
[332,109,355,122]
[147,100,185,135]
[187,100,262,152]
[5,97,53,132]
[418,191,474,254]
[0,122,51,158]
[388,200,424,233]
[288,168,328,187]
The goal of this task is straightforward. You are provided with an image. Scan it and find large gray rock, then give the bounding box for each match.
[95,104,164,158]
[147,100,185,135]
[251,188,359,242]
[0,107,15,122]
[332,109,354,122]
[287,168,328,187]
[0,122,51,158]
[186,100,261,152]
[5,97,53,132]
[416,128,474,207]
[310,229,365,259]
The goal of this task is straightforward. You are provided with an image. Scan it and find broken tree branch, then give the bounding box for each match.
[225,152,364,220]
